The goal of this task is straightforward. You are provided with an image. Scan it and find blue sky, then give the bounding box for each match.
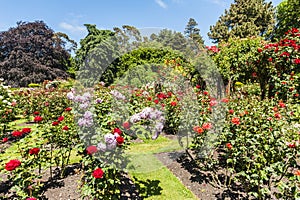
[0,0,282,46]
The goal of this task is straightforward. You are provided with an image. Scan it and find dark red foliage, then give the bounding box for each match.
[0,21,71,87]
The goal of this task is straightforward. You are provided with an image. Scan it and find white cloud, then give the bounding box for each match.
[210,0,226,7]
[155,0,167,8]
[59,22,86,34]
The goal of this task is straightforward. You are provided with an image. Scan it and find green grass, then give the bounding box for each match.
[125,136,198,200]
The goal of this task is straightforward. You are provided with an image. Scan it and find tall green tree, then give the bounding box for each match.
[208,0,275,43]
[274,0,300,39]
[0,21,71,87]
[184,18,205,47]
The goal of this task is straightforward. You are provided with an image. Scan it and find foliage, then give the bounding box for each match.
[255,27,300,99]
[208,0,275,43]
[184,18,205,48]
[0,79,18,139]
[192,95,300,199]
[274,0,300,39]
[0,21,71,87]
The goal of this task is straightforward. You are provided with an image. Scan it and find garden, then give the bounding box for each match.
[0,0,300,199]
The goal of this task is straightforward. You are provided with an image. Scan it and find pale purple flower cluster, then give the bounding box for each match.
[67,91,93,110]
[130,107,165,139]
[110,90,126,100]
[97,132,121,151]
[78,111,94,127]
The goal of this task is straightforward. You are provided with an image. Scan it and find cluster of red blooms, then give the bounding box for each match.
[206,46,220,53]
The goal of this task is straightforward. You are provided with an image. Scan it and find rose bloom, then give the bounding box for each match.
[229,109,234,114]
[294,170,300,176]
[116,136,125,145]
[29,147,40,155]
[33,111,40,115]
[122,121,130,130]
[65,107,72,112]
[57,116,64,122]
[193,126,204,134]
[226,143,232,149]
[202,122,212,130]
[2,137,8,143]
[62,126,69,131]
[12,130,23,137]
[52,121,59,126]
[154,99,159,104]
[86,145,98,155]
[231,117,240,125]
[34,116,43,122]
[113,128,122,135]
[221,98,229,103]
[22,128,31,134]
[92,168,104,179]
[170,101,177,106]
[203,91,209,95]
[5,159,21,171]
[279,102,285,108]
[274,113,281,119]
[210,99,217,107]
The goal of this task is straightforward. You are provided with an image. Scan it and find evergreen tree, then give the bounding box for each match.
[208,0,275,43]
[184,18,205,47]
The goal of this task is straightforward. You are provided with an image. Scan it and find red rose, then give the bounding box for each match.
[65,107,72,112]
[229,109,234,114]
[22,128,31,134]
[116,136,125,145]
[167,91,173,97]
[2,137,8,143]
[122,121,130,130]
[203,91,209,95]
[57,116,64,122]
[92,168,104,179]
[294,170,300,176]
[257,48,263,53]
[12,130,23,137]
[274,113,281,119]
[44,102,49,106]
[113,128,122,135]
[231,117,240,125]
[193,126,204,134]
[210,99,217,107]
[226,143,232,149]
[279,102,285,108]
[147,97,152,101]
[5,159,21,171]
[29,148,40,155]
[86,145,98,155]
[196,84,201,89]
[221,98,229,103]
[33,111,40,115]
[52,121,59,126]
[170,101,177,106]
[202,122,212,130]
[62,126,69,131]
[154,99,159,104]
[34,116,43,123]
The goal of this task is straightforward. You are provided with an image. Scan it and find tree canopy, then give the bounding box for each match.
[274,0,300,39]
[184,18,205,47]
[208,0,275,43]
[0,21,71,87]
